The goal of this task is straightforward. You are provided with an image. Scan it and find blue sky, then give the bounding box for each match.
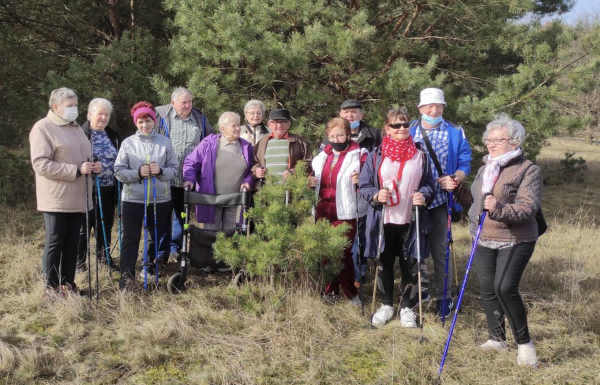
[560,0,599,24]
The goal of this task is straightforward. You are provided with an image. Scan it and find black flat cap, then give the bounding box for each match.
[268,109,291,121]
[340,99,362,110]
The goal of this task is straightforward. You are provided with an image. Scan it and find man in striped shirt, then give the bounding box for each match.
[252,109,312,183]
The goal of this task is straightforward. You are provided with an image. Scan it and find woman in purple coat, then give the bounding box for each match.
[182,112,253,230]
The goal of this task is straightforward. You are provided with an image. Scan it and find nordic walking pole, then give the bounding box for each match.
[92,157,101,300]
[414,190,426,342]
[442,174,457,325]
[438,193,490,382]
[370,203,386,327]
[143,175,149,292]
[95,167,112,277]
[354,185,365,317]
[117,180,122,258]
[84,158,92,300]
[152,171,159,286]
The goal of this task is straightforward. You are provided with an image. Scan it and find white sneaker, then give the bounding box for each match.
[517,342,538,367]
[399,307,417,328]
[371,305,394,327]
[139,268,156,281]
[322,293,338,304]
[349,295,361,306]
[480,339,509,350]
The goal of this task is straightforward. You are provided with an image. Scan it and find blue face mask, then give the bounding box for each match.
[421,114,443,126]
[350,121,360,130]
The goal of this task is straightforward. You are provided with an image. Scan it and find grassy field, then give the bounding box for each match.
[1,137,599,384]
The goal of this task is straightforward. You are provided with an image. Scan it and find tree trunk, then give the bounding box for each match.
[108,0,120,39]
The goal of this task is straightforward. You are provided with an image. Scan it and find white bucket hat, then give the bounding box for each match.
[418,88,447,107]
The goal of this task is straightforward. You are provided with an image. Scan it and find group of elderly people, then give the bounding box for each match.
[30,85,542,367]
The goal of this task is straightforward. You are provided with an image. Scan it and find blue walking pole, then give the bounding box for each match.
[117,180,122,258]
[152,174,160,286]
[437,195,490,381]
[95,174,112,276]
[143,177,149,291]
[441,191,453,325]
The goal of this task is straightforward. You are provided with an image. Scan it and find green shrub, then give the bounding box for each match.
[214,161,350,289]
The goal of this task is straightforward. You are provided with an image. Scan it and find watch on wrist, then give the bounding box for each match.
[76,167,82,177]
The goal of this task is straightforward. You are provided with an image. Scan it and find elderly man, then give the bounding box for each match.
[240,99,270,146]
[410,87,472,319]
[155,87,214,262]
[252,109,312,182]
[338,99,381,152]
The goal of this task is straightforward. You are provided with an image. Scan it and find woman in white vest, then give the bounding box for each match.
[308,117,368,305]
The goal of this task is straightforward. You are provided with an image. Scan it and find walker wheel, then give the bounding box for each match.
[167,272,185,294]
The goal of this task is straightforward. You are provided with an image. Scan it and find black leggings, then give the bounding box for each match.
[121,201,172,278]
[77,185,116,265]
[473,241,536,344]
[378,223,418,308]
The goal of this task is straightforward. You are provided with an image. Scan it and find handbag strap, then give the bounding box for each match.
[419,126,444,176]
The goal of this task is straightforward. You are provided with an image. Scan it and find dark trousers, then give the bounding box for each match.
[121,201,172,279]
[323,218,358,299]
[158,186,184,258]
[379,223,418,308]
[428,204,452,300]
[473,241,536,344]
[42,212,84,287]
[76,185,116,265]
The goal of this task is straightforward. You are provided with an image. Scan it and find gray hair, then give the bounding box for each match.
[171,87,193,102]
[244,99,265,114]
[87,98,114,117]
[48,87,78,108]
[218,111,241,130]
[483,113,527,146]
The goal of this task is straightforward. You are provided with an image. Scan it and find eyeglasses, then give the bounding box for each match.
[327,134,347,141]
[387,122,410,129]
[483,138,510,145]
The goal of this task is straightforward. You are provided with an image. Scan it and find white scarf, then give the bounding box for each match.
[481,148,522,194]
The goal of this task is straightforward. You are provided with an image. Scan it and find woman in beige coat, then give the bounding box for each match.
[29,87,101,296]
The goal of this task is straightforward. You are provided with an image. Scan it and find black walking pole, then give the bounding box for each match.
[414,196,427,343]
[370,203,386,328]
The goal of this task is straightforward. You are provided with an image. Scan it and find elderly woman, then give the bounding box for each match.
[29,87,101,295]
[359,108,435,327]
[114,102,178,290]
[183,112,253,230]
[240,100,270,146]
[308,117,367,305]
[448,113,542,367]
[76,98,121,270]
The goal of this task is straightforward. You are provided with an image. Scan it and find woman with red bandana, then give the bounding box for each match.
[359,108,435,327]
[308,117,368,305]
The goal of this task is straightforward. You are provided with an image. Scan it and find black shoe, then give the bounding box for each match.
[119,275,135,292]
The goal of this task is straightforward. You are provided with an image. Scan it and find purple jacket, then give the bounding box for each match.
[183,134,254,224]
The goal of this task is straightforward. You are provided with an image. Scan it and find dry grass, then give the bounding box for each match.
[1,136,599,384]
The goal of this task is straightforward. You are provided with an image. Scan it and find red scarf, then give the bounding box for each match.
[381,135,417,162]
[378,136,418,206]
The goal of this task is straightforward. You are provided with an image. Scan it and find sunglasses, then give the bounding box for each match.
[387,122,410,129]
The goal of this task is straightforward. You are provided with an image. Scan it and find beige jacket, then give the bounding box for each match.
[29,111,92,213]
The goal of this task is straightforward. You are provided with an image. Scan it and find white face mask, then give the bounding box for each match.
[61,106,79,122]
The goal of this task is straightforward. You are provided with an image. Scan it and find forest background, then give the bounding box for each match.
[1,0,600,205]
